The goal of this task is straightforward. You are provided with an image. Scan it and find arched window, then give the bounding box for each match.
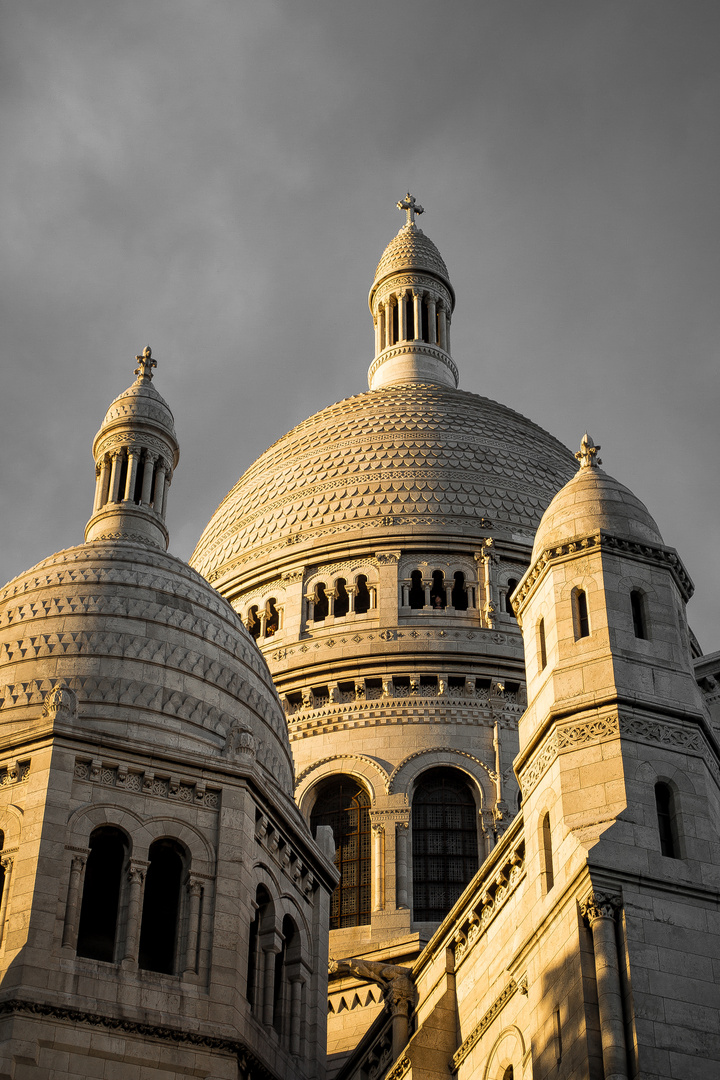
[77,826,128,962]
[655,782,679,858]
[452,571,468,611]
[392,302,399,344]
[138,839,184,974]
[354,574,371,614]
[631,589,648,639]
[505,579,518,615]
[273,914,302,1049]
[264,598,279,637]
[247,605,260,640]
[430,570,445,609]
[540,812,554,893]
[314,583,329,622]
[409,570,424,609]
[310,777,371,929]
[334,578,349,618]
[572,588,590,639]
[502,1068,514,1080]
[538,618,547,672]
[247,885,274,1014]
[412,768,478,922]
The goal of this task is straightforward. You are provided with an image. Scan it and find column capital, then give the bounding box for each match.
[187,877,204,898]
[69,853,87,873]
[580,890,622,926]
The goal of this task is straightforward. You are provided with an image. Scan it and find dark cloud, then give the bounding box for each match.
[1,0,719,649]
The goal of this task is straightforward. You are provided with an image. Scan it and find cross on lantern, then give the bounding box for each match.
[397,193,424,226]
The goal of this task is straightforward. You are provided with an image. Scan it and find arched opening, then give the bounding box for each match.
[354,575,371,614]
[572,588,590,639]
[392,302,399,344]
[273,914,301,1044]
[538,618,547,672]
[314,583,329,622]
[247,606,261,640]
[502,1068,514,1080]
[264,598,279,637]
[631,589,648,639]
[310,777,371,929]
[133,457,145,503]
[655,782,679,858]
[409,570,425,609]
[334,578,349,618]
[421,298,429,342]
[247,885,274,1013]
[430,570,446,610]
[77,826,128,962]
[405,295,415,340]
[138,838,184,974]
[412,768,478,922]
[452,571,468,611]
[540,812,554,893]
[505,579,518,614]
[116,454,128,504]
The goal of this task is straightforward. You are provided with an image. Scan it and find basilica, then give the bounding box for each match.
[0,197,718,1079]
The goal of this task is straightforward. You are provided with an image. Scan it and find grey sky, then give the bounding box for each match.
[2,1,718,650]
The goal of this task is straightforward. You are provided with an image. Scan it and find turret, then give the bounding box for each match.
[367,194,458,390]
[85,347,179,549]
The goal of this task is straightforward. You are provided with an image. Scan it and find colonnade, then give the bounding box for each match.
[374,290,451,354]
[93,447,171,517]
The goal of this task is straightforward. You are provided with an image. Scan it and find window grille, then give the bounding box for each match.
[412,768,478,922]
[311,778,371,929]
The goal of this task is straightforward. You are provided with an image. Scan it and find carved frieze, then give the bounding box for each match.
[73,757,220,809]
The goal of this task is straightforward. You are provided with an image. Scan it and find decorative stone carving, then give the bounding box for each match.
[222,721,256,760]
[42,684,78,720]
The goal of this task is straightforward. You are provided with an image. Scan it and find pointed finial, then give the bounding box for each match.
[575,432,602,469]
[397,193,424,227]
[134,345,157,383]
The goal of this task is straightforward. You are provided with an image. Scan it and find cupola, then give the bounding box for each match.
[84,347,180,549]
[367,195,458,390]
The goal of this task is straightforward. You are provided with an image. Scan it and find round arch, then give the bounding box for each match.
[296,754,389,817]
[483,1025,526,1080]
[389,747,493,805]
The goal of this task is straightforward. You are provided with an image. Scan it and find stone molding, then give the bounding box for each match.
[451,977,524,1072]
[519,711,715,797]
[367,344,459,387]
[0,760,30,787]
[387,747,496,792]
[254,812,317,899]
[514,531,694,613]
[452,837,525,969]
[385,1056,411,1080]
[74,758,220,809]
[95,430,175,460]
[373,272,452,310]
[288,703,518,743]
[272,624,515,665]
[0,998,275,1080]
[295,752,390,791]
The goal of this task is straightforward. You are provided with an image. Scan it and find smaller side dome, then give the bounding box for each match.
[85,347,180,550]
[531,433,664,561]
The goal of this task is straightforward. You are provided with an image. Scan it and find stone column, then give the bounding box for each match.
[581,892,628,1080]
[161,473,171,517]
[0,856,13,946]
[423,577,432,608]
[93,459,109,511]
[122,862,147,965]
[140,452,156,505]
[153,461,166,513]
[123,449,140,502]
[427,296,437,344]
[62,853,87,950]
[263,943,281,1026]
[396,822,409,908]
[398,291,407,341]
[305,593,315,623]
[446,311,451,354]
[327,588,337,618]
[374,315,381,356]
[385,300,394,348]
[108,450,124,503]
[400,581,409,607]
[184,877,203,975]
[412,290,422,341]
[289,977,304,1055]
[438,304,447,351]
[387,984,414,1062]
[379,307,386,351]
[444,580,454,608]
[371,824,385,912]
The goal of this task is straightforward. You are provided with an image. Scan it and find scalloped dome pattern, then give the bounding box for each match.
[0,541,294,792]
[374,224,450,285]
[191,384,577,582]
[100,381,177,438]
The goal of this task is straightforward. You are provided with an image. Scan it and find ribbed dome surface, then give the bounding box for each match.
[0,540,294,793]
[191,383,577,584]
[532,465,664,562]
[374,223,450,285]
[100,381,177,439]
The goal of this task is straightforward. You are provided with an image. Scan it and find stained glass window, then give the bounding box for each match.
[311,777,371,929]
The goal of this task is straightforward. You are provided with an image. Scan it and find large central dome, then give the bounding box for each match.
[191,382,575,589]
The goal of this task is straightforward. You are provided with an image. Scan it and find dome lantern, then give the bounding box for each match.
[85,346,180,549]
[367,195,458,391]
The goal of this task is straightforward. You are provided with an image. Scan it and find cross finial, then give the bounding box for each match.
[134,345,157,383]
[397,193,424,227]
[575,432,602,469]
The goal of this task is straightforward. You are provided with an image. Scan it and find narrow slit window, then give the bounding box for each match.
[505,579,518,615]
[541,812,554,893]
[574,589,590,639]
[655,782,679,858]
[631,590,648,639]
[538,618,547,671]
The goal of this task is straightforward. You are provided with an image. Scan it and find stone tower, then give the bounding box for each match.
[0,350,337,1079]
[190,200,578,1072]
